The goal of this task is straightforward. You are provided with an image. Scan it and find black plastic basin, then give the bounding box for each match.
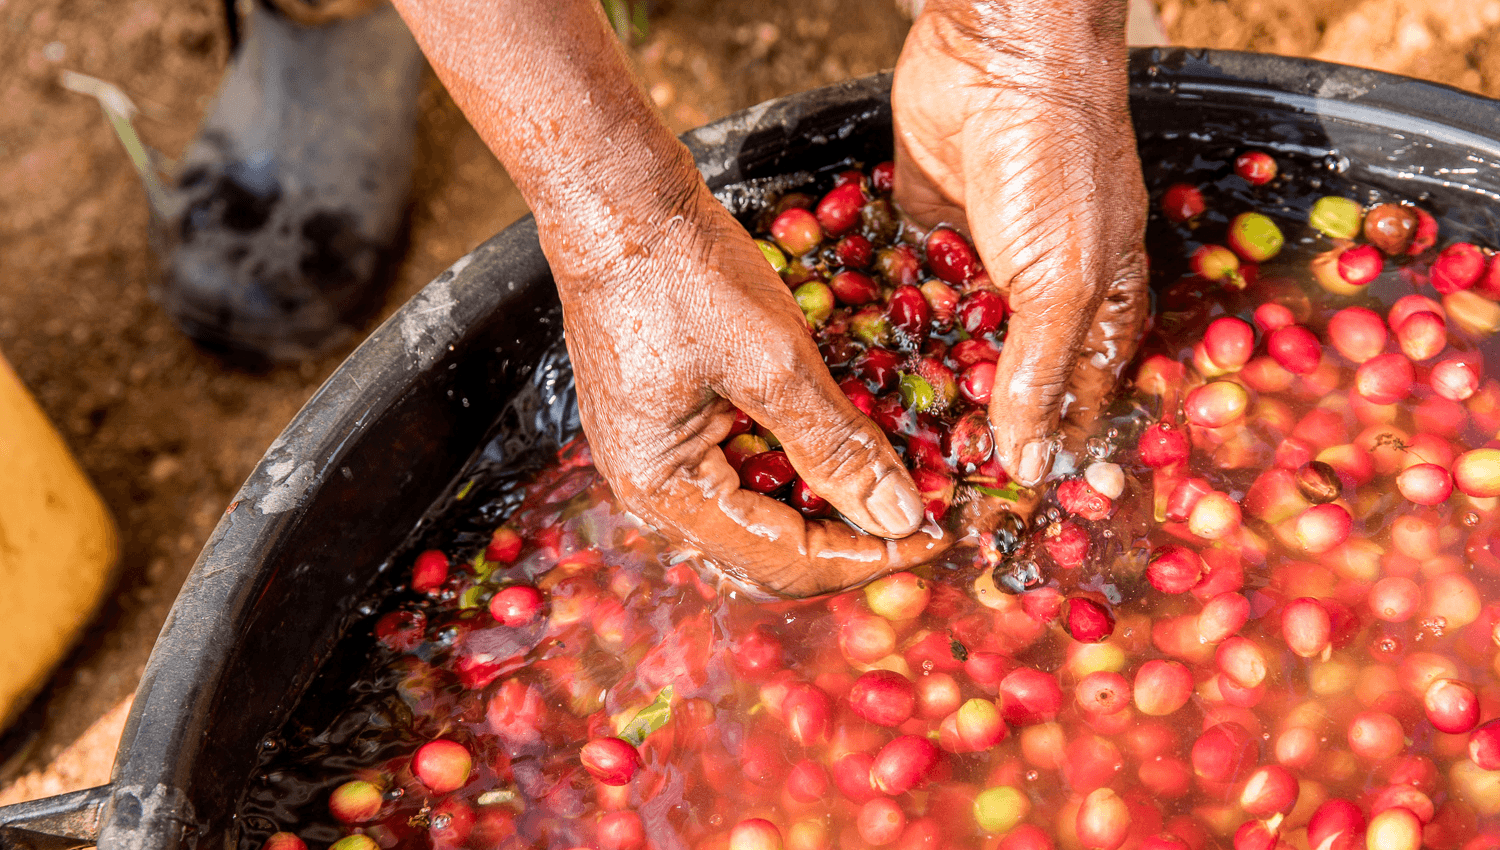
[3,48,1498,850]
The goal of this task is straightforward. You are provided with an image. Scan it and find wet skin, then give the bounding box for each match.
[389,0,1147,597]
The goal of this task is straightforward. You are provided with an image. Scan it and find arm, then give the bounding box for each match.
[893,0,1149,486]
[388,0,945,597]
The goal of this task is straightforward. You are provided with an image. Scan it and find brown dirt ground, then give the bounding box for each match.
[0,0,1496,807]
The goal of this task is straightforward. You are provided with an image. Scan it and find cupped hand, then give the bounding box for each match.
[891,1,1150,487]
[546,176,948,598]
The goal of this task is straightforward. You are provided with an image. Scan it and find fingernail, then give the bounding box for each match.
[1018,440,1053,487]
[866,474,924,535]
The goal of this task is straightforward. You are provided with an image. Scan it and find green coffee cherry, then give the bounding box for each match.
[1228,212,1285,262]
[1310,196,1363,240]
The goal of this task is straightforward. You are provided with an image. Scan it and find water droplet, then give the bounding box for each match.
[432,813,452,829]
[1464,512,1481,527]
[385,787,405,802]
[1025,770,1039,781]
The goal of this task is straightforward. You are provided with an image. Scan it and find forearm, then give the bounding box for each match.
[388,0,701,278]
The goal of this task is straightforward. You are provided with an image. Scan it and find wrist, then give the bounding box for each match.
[915,0,1129,94]
[530,131,710,288]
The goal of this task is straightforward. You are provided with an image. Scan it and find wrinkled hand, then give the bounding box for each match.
[892,1,1150,487]
[547,176,948,598]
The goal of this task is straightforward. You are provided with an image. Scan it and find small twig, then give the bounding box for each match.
[60,70,168,218]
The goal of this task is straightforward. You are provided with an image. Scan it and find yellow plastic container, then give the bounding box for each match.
[0,353,118,728]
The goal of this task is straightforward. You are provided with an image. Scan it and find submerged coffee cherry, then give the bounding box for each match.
[329,779,383,824]
[1056,478,1112,521]
[411,549,449,595]
[1470,719,1500,769]
[1336,244,1383,286]
[581,737,643,786]
[1432,242,1486,293]
[1234,150,1277,185]
[1192,244,1242,284]
[1063,597,1115,643]
[489,585,543,627]
[833,233,873,269]
[1138,421,1189,468]
[1161,183,1204,223]
[1293,460,1341,504]
[485,527,523,564]
[1147,545,1204,594]
[1043,520,1090,568]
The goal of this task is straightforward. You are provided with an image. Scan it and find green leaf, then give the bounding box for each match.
[459,585,485,610]
[470,550,492,581]
[619,686,673,746]
[972,483,1023,502]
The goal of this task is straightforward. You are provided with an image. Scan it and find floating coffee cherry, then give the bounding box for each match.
[1310,196,1362,240]
[1234,150,1277,185]
[1161,183,1204,222]
[1364,202,1418,254]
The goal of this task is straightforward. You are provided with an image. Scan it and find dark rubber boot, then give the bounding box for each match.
[154,1,424,364]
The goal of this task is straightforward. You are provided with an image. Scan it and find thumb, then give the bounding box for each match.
[729,362,925,540]
[987,278,1100,487]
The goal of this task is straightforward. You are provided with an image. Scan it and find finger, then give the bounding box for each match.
[986,273,1099,487]
[1054,250,1150,448]
[720,326,926,540]
[891,129,968,232]
[638,442,949,598]
[594,402,949,597]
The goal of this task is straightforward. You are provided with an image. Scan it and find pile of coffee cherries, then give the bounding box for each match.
[723,159,1015,522]
[252,153,1500,850]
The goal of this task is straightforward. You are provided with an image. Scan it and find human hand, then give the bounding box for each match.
[891,0,1150,487]
[391,0,948,596]
[547,174,947,598]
